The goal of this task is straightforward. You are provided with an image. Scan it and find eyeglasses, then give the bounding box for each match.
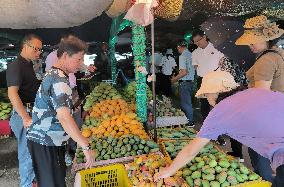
[26,43,43,53]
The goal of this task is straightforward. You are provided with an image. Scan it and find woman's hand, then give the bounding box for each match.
[154,166,176,182]
[83,149,96,169]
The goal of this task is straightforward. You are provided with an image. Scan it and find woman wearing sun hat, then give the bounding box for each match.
[154,71,284,186]
[235,15,284,182]
[236,15,284,93]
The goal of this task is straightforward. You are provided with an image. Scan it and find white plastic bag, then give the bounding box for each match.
[124,0,158,26]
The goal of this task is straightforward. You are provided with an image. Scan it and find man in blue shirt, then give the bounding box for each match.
[27,36,95,187]
[171,41,195,126]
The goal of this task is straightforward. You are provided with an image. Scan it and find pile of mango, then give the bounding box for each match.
[90,113,149,139]
[76,136,159,163]
[164,140,191,159]
[125,154,187,187]
[89,99,130,119]
[156,96,185,117]
[152,127,196,139]
[0,102,12,120]
[122,81,153,103]
[183,154,260,187]
[164,141,260,186]
[83,82,122,111]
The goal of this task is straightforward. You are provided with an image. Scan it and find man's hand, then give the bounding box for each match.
[83,149,96,169]
[87,65,97,72]
[23,116,32,128]
[171,76,178,84]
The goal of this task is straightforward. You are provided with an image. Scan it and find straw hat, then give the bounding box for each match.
[236,15,284,45]
[105,0,130,18]
[195,71,240,98]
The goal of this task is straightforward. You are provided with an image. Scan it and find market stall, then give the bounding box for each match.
[1,0,283,186]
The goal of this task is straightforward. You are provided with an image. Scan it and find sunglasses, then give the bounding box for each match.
[26,43,43,53]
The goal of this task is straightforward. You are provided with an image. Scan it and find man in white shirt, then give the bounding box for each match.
[192,29,224,121]
[149,51,163,94]
[160,49,176,96]
[149,51,163,73]
[171,41,195,126]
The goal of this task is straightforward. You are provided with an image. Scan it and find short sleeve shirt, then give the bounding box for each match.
[197,89,284,168]
[179,49,195,80]
[192,42,224,77]
[45,50,77,88]
[6,55,40,103]
[27,68,73,146]
[246,51,284,93]
[160,56,177,75]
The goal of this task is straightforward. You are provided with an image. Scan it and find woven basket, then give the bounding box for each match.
[154,0,184,21]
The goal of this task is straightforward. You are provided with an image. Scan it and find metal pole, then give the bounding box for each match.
[151,17,157,142]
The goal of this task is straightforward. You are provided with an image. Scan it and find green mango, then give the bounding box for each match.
[218,160,230,168]
[240,166,250,175]
[202,180,210,187]
[210,181,221,187]
[185,176,193,186]
[191,171,201,179]
[209,160,218,168]
[248,173,260,181]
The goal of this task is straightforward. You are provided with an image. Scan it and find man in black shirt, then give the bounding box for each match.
[6,34,42,187]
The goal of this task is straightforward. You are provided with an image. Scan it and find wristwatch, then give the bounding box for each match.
[82,144,91,151]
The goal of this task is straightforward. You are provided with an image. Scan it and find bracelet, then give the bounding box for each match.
[82,144,91,151]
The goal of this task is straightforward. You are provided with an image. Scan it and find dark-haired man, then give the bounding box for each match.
[192,29,224,122]
[26,36,95,187]
[6,34,42,187]
[171,41,195,127]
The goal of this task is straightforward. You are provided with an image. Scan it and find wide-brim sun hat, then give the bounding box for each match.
[195,71,240,98]
[105,0,130,18]
[236,15,284,45]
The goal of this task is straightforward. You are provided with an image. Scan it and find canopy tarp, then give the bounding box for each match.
[0,0,113,29]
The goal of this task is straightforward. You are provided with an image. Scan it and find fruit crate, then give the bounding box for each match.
[72,151,162,174]
[74,164,132,187]
[160,140,271,187]
[125,153,190,187]
[156,115,189,127]
[150,126,197,141]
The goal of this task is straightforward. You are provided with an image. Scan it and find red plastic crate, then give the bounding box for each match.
[0,120,11,136]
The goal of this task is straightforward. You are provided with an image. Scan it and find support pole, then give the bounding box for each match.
[151,19,157,142]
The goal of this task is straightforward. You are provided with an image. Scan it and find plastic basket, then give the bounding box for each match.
[0,120,11,136]
[232,180,271,187]
[72,151,161,173]
[78,164,131,187]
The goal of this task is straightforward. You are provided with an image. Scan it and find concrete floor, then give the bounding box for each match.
[0,137,75,187]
